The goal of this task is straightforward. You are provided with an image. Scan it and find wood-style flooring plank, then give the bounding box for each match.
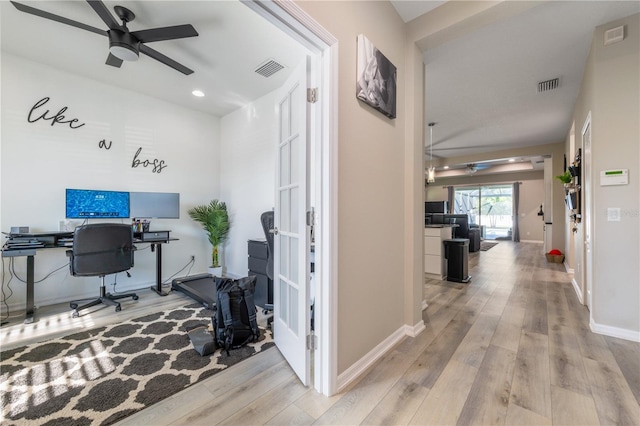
[548,324,591,396]
[604,335,640,406]
[550,385,600,426]
[522,296,548,335]
[264,404,316,425]
[170,359,294,425]
[362,378,430,425]
[505,401,552,425]
[313,349,413,425]
[582,357,640,426]
[509,330,552,419]
[408,359,478,426]
[219,373,309,425]
[490,305,525,352]
[456,344,517,425]
[451,312,500,368]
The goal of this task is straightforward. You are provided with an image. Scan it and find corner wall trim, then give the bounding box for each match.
[590,319,640,343]
[571,277,584,305]
[336,323,418,393]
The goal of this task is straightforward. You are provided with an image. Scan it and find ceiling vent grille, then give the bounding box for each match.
[254,59,285,78]
[538,78,559,93]
[604,26,625,45]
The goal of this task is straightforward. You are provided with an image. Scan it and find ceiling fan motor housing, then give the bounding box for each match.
[109,30,140,61]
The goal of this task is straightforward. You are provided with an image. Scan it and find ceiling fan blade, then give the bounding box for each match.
[140,44,194,75]
[132,25,198,43]
[86,0,120,30]
[105,53,123,68]
[10,1,106,37]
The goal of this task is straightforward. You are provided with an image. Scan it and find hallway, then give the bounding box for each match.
[120,241,640,424]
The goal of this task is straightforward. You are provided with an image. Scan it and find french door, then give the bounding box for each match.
[273,58,312,385]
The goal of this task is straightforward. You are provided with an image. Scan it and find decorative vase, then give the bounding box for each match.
[208,266,223,277]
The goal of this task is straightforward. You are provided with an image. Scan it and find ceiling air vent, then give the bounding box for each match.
[254,59,285,78]
[538,78,559,93]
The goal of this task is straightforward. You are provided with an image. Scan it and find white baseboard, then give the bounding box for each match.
[336,321,422,393]
[565,263,574,274]
[571,277,584,305]
[590,319,640,342]
[520,239,542,243]
[405,320,426,337]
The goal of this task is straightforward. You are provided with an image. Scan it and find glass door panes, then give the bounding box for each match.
[454,185,513,240]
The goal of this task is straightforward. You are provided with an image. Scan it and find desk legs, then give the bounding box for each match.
[149,243,170,296]
[25,255,36,324]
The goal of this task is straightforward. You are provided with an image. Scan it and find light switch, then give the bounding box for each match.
[607,207,621,221]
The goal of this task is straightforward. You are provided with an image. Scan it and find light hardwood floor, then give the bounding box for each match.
[2,241,639,425]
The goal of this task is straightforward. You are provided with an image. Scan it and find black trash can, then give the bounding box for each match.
[444,238,471,283]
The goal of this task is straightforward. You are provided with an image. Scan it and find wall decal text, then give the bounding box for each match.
[28,97,86,129]
[99,139,112,150]
[131,147,167,173]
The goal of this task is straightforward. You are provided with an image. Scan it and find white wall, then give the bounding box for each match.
[219,90,278,278]
[1,54,220,313]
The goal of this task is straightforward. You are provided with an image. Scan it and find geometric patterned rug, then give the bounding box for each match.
[480,241,499,251]
[0,303,274,425]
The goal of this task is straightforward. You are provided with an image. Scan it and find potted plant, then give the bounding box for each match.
[188,200,230,276]
[555,170,572,185]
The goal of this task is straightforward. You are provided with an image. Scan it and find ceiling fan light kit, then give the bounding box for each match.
[10,0,198,74]
[109,31,140,61]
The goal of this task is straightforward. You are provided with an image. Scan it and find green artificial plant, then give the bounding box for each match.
[555,170,572,184]
[188,200,230,268]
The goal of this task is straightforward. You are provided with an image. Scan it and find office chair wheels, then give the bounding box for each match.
[70,303,78,309]
[72,310,79,318]
[133,295,139,300]
[115,306,122,312]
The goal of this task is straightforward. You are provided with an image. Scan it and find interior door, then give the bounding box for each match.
[274,58,311,385]
[582,113,592,310]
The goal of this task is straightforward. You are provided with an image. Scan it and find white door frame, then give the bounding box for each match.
[244,0,339,396]
[582,112,593,311]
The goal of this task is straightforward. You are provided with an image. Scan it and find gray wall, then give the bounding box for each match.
[569,13,639,338]
[297,1,409,375]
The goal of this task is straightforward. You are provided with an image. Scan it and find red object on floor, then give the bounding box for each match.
[548,249,562,255]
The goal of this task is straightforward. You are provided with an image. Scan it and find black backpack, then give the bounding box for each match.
[213,276,260,355]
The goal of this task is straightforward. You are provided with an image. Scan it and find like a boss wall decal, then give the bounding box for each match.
[27,96,167,174]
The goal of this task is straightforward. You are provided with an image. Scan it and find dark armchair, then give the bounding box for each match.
[68,223,138,317]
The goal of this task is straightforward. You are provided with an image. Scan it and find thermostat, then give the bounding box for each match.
[600,169,628,186]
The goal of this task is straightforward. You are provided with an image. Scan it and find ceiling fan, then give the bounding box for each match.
[465,163,491,175]
[10,0,199,75]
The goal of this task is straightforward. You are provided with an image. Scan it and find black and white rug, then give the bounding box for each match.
[0,304,273,425]
[480,241,499,251]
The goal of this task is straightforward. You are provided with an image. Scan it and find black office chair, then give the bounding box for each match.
[68,223,138,318]
[260,211,274,282]
[260,211,275,324]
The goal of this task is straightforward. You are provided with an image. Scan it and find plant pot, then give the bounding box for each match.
[208,266,223,277]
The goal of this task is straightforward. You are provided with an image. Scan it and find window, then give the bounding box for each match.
[454,185,513,240]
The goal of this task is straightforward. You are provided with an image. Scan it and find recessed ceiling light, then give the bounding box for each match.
[192,90,205,97]
[508,158,515,162]
[444,165,449,169]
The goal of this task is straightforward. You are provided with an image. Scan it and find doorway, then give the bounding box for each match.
[454,185,514,240]
[245,0,338,396]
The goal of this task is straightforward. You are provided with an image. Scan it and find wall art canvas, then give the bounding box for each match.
[356,34,397,119]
